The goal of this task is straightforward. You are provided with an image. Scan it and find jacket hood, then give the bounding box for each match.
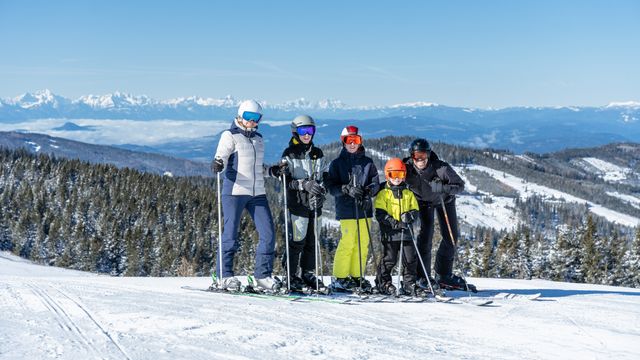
[231,118,258,134]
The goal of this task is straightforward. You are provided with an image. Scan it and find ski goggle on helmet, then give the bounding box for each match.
[237,100,263,123]
[241,111,262,123]
[296,125,316,136]
[341,125,362,145]
[384,158,407,180]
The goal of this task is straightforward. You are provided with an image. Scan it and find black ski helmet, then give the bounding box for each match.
[410,138,431,154]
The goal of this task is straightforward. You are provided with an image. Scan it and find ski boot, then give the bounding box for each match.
[220,276,242,292]
[416,276,439,291]
[377,281,397,296]
[330,277,353,293]
[255,276,283,293]
[352,277,373,294]
[284,275,305,293]
[301,271,327,293]
[437,273,477,293]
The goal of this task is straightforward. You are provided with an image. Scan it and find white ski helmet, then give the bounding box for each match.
[237,99,263,118]
[290,114,315,133]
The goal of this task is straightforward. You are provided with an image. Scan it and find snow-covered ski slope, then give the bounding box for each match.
[454,164,640,229]
[1,252,639,360]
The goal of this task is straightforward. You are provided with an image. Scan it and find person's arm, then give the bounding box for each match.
[213,131,235,168]
[325,160,344,197]
[364,161,381,196]
[437,163,465,195]
[374,193,399,229]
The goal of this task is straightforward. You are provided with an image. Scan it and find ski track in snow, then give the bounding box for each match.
[1,252,640,360]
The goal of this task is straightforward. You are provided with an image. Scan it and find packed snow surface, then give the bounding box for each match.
[1,252,639,360]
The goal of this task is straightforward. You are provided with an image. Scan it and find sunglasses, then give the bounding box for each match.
[386,170,406,179]
[296,125,316,136]
[343,135,362,145]
[412,151,429,162]
[241,111,262,123]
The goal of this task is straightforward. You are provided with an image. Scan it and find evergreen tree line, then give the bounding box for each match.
[1,145,638,288]
[457,215,640,288]
[0,147,346,277]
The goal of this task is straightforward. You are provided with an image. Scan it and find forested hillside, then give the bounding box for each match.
[1,137,639,288]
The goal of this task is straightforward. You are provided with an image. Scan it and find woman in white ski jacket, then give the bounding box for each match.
[211,100,284,292]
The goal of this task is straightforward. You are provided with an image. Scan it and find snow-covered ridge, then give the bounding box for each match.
[466,164,640,227]
[578,157,632,183]
[606,101,640,109]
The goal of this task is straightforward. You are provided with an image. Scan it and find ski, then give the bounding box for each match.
[477,292,542,301]
[181,285,358,305]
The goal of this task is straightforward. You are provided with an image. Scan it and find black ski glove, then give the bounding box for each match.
[269,162,289,178]
[430,180,450,194]
[301,180,326,196]
[211,158,224,173]
[400,210,418,225]
[342,184,364,200]
[362,183,378,198]
[383,215,403,230]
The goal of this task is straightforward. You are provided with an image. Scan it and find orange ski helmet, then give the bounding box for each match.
[384,158,407,180]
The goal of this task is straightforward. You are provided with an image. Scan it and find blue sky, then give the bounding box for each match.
[0,0,638,107]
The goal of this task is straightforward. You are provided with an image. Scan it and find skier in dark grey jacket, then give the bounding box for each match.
[403,138,473,292]
[279,115,328,292]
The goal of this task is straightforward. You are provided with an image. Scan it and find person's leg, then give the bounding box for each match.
[435,198,459,277]
[349,218,371,278]
[376,239,398,287]
[298,213,317,273]
[416,204,435,279]
[333,219,356,279]
[282,214,309,277]
[218,195,250,277]
[402,240,418,286]
[246,195,276,279]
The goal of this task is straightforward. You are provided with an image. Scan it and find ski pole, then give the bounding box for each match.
[440,195,470,294]
[310,159,322,293]
[216,163,224,289]
[397,226,404,296]
[362,197,378,278]
[408,226,436,297]
[281,159,291,292]
[352,174,364,290]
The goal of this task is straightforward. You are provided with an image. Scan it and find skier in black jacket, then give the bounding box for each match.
[403,138,471,291]
[278,115,328,292]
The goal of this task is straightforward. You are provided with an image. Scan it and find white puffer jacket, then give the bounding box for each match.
[214,119,266,196]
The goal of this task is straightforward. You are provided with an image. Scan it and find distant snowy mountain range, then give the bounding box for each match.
[2,90,640,155]
[1,89,639,121]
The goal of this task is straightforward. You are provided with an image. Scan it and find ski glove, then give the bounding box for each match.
[301,180,326,196]
[211,158,224,173]
[362,182,378,198]
[269,162,289,178]
[342,184,364,200]
[429,181,451,194]
[309,193,325,210]
[401,210,419,225]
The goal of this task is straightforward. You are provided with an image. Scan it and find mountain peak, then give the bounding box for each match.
[606,101,640,109]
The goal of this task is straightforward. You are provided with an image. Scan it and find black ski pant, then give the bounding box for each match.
[416,197,459,279]
[281,212,317,277]
[376,239,417,287]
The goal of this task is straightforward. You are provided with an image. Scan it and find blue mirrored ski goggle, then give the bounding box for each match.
[241,111,263,122]
[296,125,316,136]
